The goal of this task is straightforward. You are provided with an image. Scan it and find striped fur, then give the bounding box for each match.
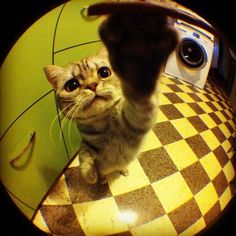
[44,54,158,184]
[44,14,178,184]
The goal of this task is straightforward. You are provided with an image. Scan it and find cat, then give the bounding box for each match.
[44,14,178,184]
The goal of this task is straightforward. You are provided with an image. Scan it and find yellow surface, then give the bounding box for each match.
[165,140,198,170]
[73,198,129,235]
[180,218,206,236]
[194,183,219,215]
[201,130,221,151]
[174,103,197,117]
[200,152,222,180]
[131,215,177,236]
[170,118,198,138]
[199,114,218,129]
[219,187,232,210]
[107,159,150,196]
[139,130,162,153]
[152,172,193,213]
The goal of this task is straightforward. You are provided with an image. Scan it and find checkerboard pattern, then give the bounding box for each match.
[33,73,236,236]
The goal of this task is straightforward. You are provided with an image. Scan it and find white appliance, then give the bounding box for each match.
[164,20,215,89]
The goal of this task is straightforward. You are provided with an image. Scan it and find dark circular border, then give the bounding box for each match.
[0,1,235,236]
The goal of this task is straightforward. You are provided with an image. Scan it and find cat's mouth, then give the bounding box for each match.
[81,95,109,112]
[78,96,121,121]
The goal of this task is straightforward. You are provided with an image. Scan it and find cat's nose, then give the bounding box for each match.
[88,82,98,91]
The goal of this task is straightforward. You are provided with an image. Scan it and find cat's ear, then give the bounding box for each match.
[44,65,64,89]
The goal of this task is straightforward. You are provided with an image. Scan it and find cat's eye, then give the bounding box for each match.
[64,78,80,92]
[97,66,111,79]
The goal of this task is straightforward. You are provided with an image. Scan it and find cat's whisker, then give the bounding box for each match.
[58,116,67,143]
[58,103,79,145]
[49,110,66,143]
[49,103,74,143]
[67,106,79,151]
[66,98,82,143]
[59,107,74,135]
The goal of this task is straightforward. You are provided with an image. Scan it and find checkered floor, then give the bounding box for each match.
[32,73,236,236]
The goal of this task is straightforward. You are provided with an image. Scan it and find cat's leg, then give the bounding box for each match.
[78,143,98,184]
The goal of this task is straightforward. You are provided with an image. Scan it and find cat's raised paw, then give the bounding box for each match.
[99,14,178,94]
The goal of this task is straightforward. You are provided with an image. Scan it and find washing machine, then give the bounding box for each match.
[164,20,214,89]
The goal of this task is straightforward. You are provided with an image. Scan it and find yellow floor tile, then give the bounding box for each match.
[173,103,197,117]
[219,123,231,139]
[198,114,217,129]
[221,139,232,153]
[219,187,232,211]
[69,155,80,167]
[200,130,220,151]
[161,74,176,84]
[73,198,129,235]
[156,109,169,123]
[131,215,177,236]
[152,172,193,213]
[33,211,51,234]
[165,140,198,170]
[224,109,234,119]
[228,119,236,130]
[228,149,235,159]
[212,101,224,110]
[179,217,206,236]
[170,118,198,139]
[176,93,196,103]
[139,130,162,153]
[194,183,219,215]
[43,176,72,205]
[200,152,222,180]
[159,83,175,93]
[159,93,173,105]
[178,84,200,93]
[215,111,228,123]
[206,88,216,95]
[196,93,211,102]
[223,161,235,182]
[197,102,214,113]
[107,159,150,196]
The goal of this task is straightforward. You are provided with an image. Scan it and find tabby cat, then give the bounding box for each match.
[44,14,178,184]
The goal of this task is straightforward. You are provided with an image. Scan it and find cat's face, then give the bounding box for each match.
[44,52,122,123]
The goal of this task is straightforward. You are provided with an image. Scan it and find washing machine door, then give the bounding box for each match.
[178,38,207,69]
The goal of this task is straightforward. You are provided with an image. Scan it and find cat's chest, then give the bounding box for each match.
[97,130,137,164]
[79,106,140,151]
[81,119,134,148]
[81,125,124,148]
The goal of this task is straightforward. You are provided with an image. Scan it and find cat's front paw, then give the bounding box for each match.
[80,164,98,184]
[120,168,129,177]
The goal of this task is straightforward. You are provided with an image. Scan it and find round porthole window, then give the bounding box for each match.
[178,38,207,69]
